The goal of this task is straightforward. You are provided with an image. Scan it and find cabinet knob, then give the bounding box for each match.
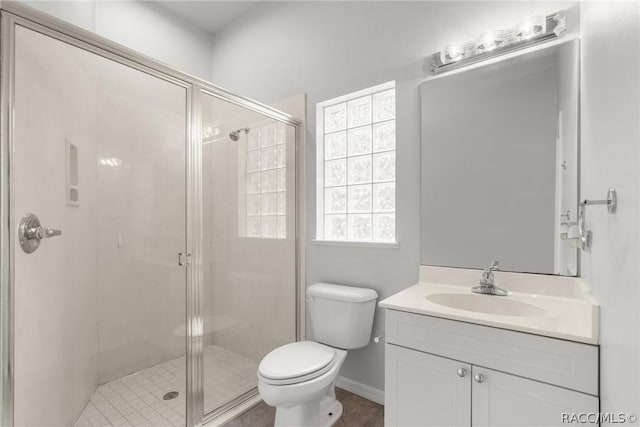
[474,373,485,383]
[457,368,467,378]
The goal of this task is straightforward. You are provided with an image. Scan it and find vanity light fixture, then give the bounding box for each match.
[576,189,617,250]
[430,12,567,74]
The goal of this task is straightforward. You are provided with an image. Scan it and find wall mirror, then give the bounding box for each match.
[420,39,579,276]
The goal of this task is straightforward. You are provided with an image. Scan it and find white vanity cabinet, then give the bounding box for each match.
[472,366,599,427]
[386,345,471,427]
[384,309,599,427]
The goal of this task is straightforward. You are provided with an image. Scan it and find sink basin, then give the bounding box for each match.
[426,293,547,317]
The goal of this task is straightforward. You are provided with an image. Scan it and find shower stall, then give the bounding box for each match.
[0,3,302,427]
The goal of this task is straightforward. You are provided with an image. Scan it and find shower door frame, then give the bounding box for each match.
[0,2,304,426]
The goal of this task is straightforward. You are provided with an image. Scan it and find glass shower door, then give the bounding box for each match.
[200,93,297,418]
[12,24,189,427]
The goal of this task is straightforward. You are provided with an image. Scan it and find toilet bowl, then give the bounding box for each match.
[258,342,347,427]
[257,283,378,427]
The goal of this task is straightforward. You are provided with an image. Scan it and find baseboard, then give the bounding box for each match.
[336,376,384,405]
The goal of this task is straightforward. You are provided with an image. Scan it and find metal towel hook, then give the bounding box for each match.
[582,188,617,213]
[578,189,617,250]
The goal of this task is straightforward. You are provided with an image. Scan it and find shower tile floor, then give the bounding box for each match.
[74,345,258,427]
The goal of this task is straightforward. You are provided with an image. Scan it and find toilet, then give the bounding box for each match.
[258,282,378,427]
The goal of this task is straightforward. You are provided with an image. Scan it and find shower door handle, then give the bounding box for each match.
[19,213,62,254]
[30,227,62,239]
[178,252,192,267]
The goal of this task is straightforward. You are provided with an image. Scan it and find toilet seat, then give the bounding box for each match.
[259,341,336,385]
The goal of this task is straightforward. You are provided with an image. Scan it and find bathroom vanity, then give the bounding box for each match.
[380,266,599,427]
[402,36,598,426]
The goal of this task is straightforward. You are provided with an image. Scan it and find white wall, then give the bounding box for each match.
[208,1,578,393]
[94,1,213,79]
[580,1,640,421]
[18,0,214,79]
[19,0,96,30]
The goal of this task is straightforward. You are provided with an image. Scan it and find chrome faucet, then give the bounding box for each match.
[472,260,507,296]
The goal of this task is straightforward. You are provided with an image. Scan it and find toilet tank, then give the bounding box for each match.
[307,283,378,350]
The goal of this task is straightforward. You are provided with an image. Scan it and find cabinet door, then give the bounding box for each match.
[385,344,471,427]
[472,367,599,427]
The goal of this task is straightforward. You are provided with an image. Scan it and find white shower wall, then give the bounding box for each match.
[13,24,189,425]
[202,152,298,364]
[201,97,297,365]
[13,26,99,427]
[95,81,187,383]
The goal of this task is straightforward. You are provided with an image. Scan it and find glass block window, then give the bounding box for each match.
[244,121,287,239]
[316,81,396,242]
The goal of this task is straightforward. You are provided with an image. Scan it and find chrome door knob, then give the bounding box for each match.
[457,368,467,378]
[19,213,62,254]
[474,373,485,383]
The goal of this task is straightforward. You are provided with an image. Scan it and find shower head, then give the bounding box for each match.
[229,127,250,141]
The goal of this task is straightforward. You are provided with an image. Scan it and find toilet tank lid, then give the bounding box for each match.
[307,283,378,302]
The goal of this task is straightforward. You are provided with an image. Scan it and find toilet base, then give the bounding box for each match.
[274,394,343,427]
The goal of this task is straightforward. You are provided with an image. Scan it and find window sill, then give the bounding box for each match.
[312,239,399,249]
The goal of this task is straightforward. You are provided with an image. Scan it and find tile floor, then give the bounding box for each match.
[74,345,258,427]
[222,388,384,427]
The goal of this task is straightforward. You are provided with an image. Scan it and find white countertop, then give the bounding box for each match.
[379,267,599,345]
